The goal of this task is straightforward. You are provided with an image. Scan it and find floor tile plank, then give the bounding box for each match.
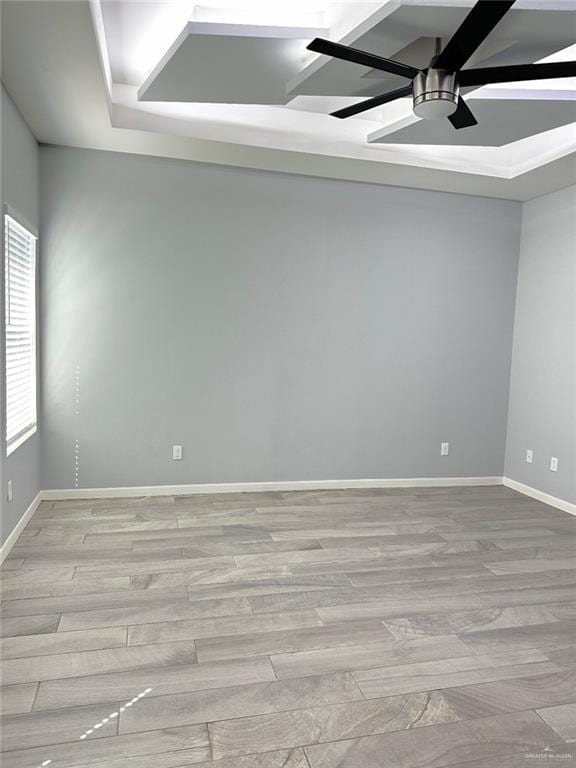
[127,609,322,646]
[271,635,474,679]
[459,620,576,654]
[0,683,38,715]
[317,593,485,623]
[209,692,461,759]
[441,669,576,717]
[58,596,253,631]
[536,702,576,742]
[0,725,209,768]
[119,672,362,734]
[303,711,559,768]
[34,656,277,710]
[1,588,190,618]
[382,606,559,639]
[196,620,393,663]
[0,626,127,660]
[1,702,120,751]
[0,614,61,638]
[181,750,310,768]
[2,640,197,685]
[353,649,561,697]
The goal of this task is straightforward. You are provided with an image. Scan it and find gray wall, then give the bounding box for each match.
[1,84,41,543]
[505,185,576,503]
[40,146,521,489]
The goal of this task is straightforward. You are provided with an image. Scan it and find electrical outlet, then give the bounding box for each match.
[172,445,183,461]
[440,442,450,456]
[550,457,558,472]
[526,449,533,464]
[7,481,13,502]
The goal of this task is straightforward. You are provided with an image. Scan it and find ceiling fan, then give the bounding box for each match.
[307,0,576,128]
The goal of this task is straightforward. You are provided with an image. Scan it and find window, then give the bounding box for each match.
[4,214,37,454]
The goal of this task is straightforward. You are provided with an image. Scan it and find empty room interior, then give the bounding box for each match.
[1,0,576,766]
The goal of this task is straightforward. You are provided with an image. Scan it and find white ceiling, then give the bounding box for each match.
[2,0,576,200]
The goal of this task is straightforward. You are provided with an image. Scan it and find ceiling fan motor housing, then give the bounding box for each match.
[413,69,459,119]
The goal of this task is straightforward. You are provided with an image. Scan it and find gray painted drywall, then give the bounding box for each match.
[505,185,576,504]
[1,84,41,544]
[40,146,521,489]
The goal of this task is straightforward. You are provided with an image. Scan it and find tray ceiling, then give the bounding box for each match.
[2,0,575,199]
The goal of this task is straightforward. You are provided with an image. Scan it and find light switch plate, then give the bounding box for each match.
[172,445,183,461]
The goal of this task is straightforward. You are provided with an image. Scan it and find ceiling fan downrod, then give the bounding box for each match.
[413,37,458,120]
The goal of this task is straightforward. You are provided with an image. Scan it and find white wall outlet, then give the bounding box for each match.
[526,449,533,464]
[550,456,558,472]
[7,480,13,502]
[172,445,183,461]
[440,442,450,456]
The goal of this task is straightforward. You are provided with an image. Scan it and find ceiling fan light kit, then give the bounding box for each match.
[307,0,576,131]
[413,69,459,120]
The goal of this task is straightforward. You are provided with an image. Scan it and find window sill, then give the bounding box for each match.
[7,425,38,457]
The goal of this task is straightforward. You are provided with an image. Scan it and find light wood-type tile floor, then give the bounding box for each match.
[1,486,576,767]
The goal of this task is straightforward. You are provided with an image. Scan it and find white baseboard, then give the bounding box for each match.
[0,491,42,565]
[503,477,576,517]
[41,476,503,500]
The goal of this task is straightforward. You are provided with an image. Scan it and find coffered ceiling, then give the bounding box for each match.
[2,0,575,199]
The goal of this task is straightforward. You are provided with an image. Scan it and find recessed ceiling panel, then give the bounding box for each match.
[139,22,326,103]
[289,2,575,97]
[369,98,576,146]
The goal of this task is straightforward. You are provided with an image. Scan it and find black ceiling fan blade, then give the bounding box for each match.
[448,97,478,129]
[332,84,413,119]
[308,38,419,80]
[435,1,516,72]
[460,60,576,86]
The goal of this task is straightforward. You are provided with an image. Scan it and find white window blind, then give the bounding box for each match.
[4,214,37,454]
